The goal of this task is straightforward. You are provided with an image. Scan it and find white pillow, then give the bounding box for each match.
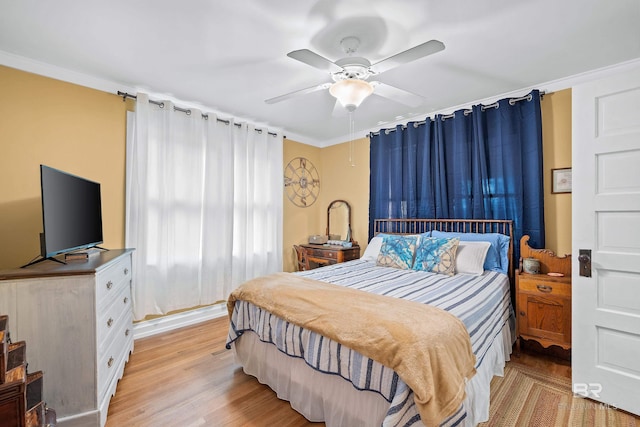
[455,241,491,275]
[361,236,384,261]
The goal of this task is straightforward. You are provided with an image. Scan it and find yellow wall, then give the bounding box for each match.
[318,137,370,251]
[541,89,572,256]
[0,65,573,273]
[0,65,128,269]
[282,137,370,272]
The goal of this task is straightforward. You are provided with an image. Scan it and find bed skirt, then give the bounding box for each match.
[231,320,513,427]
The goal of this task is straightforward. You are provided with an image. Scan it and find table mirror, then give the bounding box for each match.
[327,200,352,241]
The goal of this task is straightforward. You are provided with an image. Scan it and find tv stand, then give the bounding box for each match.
[20,256,66,269]
[21,246,110,268]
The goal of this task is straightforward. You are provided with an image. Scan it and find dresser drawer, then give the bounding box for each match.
[96,256,132,310]
[517,276,571,297]
[97,310,133,402]
[97,284,132,353]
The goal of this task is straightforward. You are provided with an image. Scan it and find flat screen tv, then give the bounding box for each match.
[37,165,104,262]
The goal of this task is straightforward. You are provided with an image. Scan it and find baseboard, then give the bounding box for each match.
[56,410,99,427]
[132,303,227,340]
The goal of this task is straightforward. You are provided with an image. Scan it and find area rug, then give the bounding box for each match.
[479,362,639,426]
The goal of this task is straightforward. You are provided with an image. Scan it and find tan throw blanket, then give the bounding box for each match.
[227,272,477,426]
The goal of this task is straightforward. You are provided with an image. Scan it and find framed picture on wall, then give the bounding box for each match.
[552,167,572,193]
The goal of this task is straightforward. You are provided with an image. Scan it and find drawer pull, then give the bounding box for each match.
[106,280,113,290]
[537,284,553,293]
[107,318,114,328]
[125,329,130,336]
[519,311,526,316]
[123,296,129,304]
[124,268,129,275]
[107,357,114,368]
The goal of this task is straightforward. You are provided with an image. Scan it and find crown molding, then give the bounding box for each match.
[3,49,639,148]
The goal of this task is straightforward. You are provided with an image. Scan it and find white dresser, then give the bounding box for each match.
[0,249,135,427]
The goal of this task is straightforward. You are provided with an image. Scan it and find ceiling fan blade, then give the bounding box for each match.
[265,82,331,104]
[370,40,445,74]
[370,81,425,107]
[287,49,343,73]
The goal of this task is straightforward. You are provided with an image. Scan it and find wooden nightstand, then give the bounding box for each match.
[515,236,572,353]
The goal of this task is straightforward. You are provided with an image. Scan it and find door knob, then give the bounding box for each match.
[579,249,591,277]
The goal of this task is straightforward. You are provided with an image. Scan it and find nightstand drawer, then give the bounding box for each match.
[322,250,338,260]
[298,244,360,271]
[343,247,360,261]
[518,276,571,297]
[307,248,338,259]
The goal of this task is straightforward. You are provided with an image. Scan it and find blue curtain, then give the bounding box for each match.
[369,90,545,262]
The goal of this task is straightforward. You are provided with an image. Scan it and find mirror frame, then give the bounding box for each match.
[326,199,353,242]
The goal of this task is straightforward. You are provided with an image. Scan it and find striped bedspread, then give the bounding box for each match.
[226,259,514,426]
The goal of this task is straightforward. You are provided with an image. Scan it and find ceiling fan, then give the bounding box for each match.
[265,36,445,112]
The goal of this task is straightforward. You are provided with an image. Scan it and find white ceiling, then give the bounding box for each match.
[1,0,639,146]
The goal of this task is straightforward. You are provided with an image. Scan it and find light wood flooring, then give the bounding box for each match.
[105,316,570,427]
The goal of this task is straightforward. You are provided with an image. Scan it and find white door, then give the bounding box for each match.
[572,65,640,416]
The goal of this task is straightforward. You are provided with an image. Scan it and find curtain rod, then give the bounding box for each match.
[369,90,546,137]
[117,91,281,137]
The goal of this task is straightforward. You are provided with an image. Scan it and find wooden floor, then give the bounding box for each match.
[106,316,570,427]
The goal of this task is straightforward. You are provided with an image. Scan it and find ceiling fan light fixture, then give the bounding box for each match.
[329,79,374,112]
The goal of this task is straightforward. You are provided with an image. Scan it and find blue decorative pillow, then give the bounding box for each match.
[412,237,460,276]
[376,234,418,270]
[431,231,510,274]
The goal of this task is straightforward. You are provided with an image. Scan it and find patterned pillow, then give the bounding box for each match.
[431,231,510,274]
[376,234,418,270]
[412,237,460,276]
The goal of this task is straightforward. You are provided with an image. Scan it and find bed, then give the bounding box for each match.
[226,219,516,427]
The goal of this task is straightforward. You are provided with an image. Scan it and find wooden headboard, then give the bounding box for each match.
[373,218,515,284]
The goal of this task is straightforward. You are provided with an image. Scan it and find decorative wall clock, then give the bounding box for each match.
[284,157,320,207]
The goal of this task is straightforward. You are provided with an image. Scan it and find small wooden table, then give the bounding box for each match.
[300,244,360,269]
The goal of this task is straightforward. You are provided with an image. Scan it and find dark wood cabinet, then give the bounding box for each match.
[0,380,26,427]
[516,236,572,352]
[0,315,50,427]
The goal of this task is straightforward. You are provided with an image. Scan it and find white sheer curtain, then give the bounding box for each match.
[126,93,283,320]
